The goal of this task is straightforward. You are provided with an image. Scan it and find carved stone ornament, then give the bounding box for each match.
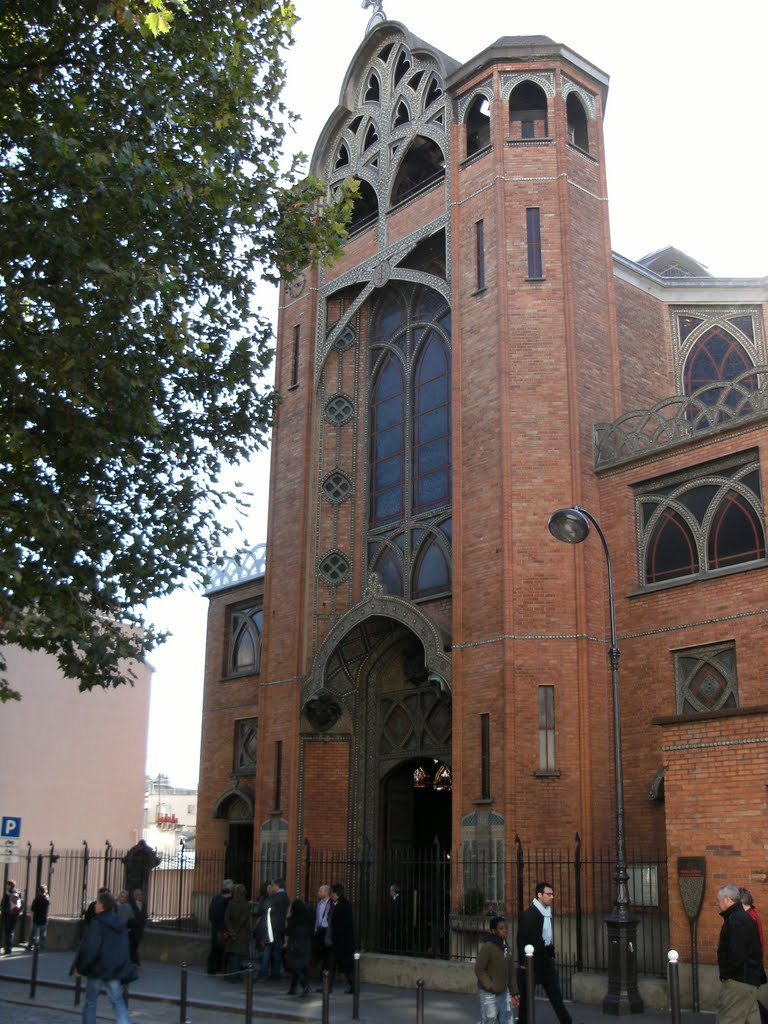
[285,273,306,299]
[304,690,343,732]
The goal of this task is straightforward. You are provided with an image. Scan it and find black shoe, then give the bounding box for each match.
[301,987,312,997]
[286,988,297,995]
[344,986,353,994]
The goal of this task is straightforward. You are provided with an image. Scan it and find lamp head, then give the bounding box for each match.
[548,506,590,545]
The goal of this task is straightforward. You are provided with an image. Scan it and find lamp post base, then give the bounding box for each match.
[602,913,644,1015]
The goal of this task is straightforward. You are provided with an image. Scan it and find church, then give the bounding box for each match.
[195,8,768,992]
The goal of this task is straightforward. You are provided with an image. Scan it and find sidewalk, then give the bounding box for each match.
[0,946,714,1024]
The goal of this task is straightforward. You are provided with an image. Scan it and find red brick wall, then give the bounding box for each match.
[656,707,768,964]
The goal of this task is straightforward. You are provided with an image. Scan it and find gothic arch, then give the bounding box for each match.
[212,785,254,822]
[302,581,451,710]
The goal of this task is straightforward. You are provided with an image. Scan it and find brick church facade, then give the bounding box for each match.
[196,17,767,979]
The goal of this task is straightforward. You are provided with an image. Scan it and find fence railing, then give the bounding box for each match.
[7,835,668,991]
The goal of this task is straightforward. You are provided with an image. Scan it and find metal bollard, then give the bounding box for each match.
[179,961,189,1024]
[525,944,535,1024]
[74,973,82,1006]
[668,950,681,1024]
[353,951,361,1020]
[416,978,425,1024]
[244,961,254,1024]
[321,968,331,1024]
[29,944,39,999]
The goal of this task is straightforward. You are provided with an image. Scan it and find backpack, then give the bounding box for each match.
[8,890,22,915]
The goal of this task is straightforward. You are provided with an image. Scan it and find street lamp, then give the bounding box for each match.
[547,505,643,1015]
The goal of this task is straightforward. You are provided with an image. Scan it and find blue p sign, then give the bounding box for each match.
[1,817,21,838]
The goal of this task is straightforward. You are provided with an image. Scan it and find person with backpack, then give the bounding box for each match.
[2,878,23,954]
[27,884,51,951]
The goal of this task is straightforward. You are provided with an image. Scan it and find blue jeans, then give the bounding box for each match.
[83,976,132,1024]
[27,923,47,949]
[258,942,272,980]
[270,933,284,978]
[478,988,514,1024]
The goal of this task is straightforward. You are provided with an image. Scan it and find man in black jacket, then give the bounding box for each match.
[716,884,762,1024]
[73,891,136,1024]
[268,878,290,980]
[516,882,572,1024]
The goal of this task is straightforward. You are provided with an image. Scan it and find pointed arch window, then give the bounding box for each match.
[365,71,381,103]
[683,326,756,426]
[228,603,263,675]
[413,536,450,598]
[637,452,766,587]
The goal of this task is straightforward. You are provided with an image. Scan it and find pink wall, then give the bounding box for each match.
[1,645,151,851]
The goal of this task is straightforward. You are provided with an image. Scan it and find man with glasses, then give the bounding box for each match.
[516,882,573,1024]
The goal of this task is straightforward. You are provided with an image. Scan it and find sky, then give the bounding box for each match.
[143,0,768,789]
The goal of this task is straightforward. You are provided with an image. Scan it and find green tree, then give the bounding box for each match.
[0,1,354,701]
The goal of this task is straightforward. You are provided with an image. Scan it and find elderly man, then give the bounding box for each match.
[716,884,762,1024]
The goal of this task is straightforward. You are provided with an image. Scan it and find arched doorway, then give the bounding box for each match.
[212,787,254,893]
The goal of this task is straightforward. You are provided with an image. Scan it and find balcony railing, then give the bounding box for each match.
[594,366,768,470]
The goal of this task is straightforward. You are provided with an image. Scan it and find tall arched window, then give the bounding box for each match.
[370,354,405,526]
[509,81,548,140]
[368,281,451,599]
[566,93,589,151]
[466,95,491,156]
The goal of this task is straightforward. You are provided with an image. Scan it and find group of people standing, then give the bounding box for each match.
[2,880,51,955]
[207,877,355,996]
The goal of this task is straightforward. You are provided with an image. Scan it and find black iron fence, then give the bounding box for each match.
[301,834,668,996]
[8,835,667,993]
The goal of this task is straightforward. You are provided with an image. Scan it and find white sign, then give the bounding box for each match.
[1,816,21,838]
[1,837,21,852]
[0,852,20,864]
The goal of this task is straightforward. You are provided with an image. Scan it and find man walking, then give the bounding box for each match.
[475,916,519,1024]
[313,884,333,983]
[516,882,572,1024]
[73,891,137,1024]
[716,884,762,1024]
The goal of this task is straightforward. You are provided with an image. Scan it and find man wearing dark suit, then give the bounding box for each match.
[329,883,355,994]
[129,888,147,965]
[516,882,572,1024]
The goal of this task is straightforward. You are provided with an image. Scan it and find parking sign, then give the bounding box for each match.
[1,817,21,838]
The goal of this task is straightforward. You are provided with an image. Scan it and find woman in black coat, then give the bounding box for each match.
[284,899,312,996]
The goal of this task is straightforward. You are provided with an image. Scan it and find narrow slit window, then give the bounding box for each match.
[274,740,283,811]
[538,685,555,771]
[291,324,300,388]
[480,713,490,799]
[526,207,543,279]
[475,220,485,292]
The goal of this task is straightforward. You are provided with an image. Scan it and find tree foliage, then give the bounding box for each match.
[0,1,354,701]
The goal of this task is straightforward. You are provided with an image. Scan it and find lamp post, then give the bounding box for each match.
[547,505,643,1015]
